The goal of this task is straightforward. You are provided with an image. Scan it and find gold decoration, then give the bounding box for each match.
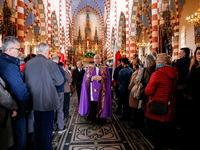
[38,35,47,41]
[130,36,138,41]
[173,37,179,43]
[53,46,59,50]
[0,7,3,16]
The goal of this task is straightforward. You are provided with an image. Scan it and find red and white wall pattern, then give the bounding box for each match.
[152,0,159,52]
[125,0,130,59]
[47,0,52,48]
[17,0,25,53]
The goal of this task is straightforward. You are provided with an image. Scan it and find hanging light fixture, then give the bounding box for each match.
[137,27,150,48]
[137,0,150,48]
[186,8,200,27]
[29,29,37,46]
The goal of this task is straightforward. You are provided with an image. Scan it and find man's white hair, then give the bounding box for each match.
[36,42,49,54]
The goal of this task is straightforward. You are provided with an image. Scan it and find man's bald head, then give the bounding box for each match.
[94,54,101,65]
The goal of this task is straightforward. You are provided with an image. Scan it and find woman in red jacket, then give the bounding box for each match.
[145,53,178,150]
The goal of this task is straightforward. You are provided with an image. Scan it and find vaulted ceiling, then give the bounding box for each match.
[69,0,107,18]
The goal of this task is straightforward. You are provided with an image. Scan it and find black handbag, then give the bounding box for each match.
[149,79,174,115]
[149,101,169,115]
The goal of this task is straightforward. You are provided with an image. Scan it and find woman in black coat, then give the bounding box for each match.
[183,47,200,150]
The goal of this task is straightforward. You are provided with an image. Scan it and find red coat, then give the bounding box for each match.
[145,66,178,122]
[20,63,26,72]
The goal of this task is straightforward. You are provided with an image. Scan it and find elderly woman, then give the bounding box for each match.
[133,54,156,129]
[145,53,178,150]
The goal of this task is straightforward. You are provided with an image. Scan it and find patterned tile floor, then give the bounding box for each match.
[52,92,154,150]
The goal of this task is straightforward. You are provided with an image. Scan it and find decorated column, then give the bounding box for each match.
[129,36,138,60]
[65,0,70,64]
[130,0,139,60]
[152,0,159,52]
[59,0,62,54]
[17,0,25,53]
[47,0,51,48]
[173,0,180,60]
[106,0,111,60]
[125,0,130,59]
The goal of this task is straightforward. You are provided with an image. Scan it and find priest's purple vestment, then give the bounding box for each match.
[78,64,112,118]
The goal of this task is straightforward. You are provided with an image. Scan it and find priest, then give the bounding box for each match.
[79,54,112,124]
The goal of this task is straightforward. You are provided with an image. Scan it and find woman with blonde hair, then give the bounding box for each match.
[128,58,140,107]
[145,53,178,150]
[128,58,140,126]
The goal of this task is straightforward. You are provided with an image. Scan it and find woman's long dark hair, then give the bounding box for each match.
[189,47,200,70]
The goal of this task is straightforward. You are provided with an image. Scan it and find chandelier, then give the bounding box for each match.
[137,27,151,48]
[186,8,200,27]
[25,29,37,46]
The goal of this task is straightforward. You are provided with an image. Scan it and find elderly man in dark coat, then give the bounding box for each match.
[24,42,64,150]
[0,36,30,150]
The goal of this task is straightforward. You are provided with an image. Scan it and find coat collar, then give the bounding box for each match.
[0,53,20,66]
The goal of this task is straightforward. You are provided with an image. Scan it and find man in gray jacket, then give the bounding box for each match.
[24,42,64,150]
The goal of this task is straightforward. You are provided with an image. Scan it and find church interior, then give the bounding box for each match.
[0,0,200,150]
[0,0,199,65]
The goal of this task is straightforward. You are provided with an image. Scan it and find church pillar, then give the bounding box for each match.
[71,26,74,64]
[152,0,159,52]
[47,0,51,49]
[125,0,130,59]
[59,0,62,54]
[114,0,117,46]
[173,0,180,60]
[173,36,179,60]
[106,13,111,60]
[65,0,70,64]
[17,0,25,53]
[129,36,138,60]
[106,0,111,60]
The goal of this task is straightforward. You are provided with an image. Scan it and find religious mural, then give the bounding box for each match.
[195,25,200,45]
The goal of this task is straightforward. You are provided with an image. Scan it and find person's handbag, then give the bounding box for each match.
[133,82,145,100]
[149,79,174,115]
[149,101,169,115]
[133,68,146,100]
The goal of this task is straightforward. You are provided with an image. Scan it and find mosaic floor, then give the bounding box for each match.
[52,92,154,150]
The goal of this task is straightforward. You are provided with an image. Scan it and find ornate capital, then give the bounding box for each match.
[53,46,59,50]
[38,35,47,41]
[130,36,138,42]
[173,37,179,43]
[118,46,122,50]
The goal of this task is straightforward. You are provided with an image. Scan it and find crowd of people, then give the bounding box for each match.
[0,35,200,150]
[113,48,199,150]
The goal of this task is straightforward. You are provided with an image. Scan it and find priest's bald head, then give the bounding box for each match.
[94,54,101,65]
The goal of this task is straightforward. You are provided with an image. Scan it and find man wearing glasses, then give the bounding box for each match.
[0,36,30,150]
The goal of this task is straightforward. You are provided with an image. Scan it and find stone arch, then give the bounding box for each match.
[130,0,139,37]
[51,11,59,47]
[37,0,46,37]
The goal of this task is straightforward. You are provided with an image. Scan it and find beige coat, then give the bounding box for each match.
[128,69,139,108]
